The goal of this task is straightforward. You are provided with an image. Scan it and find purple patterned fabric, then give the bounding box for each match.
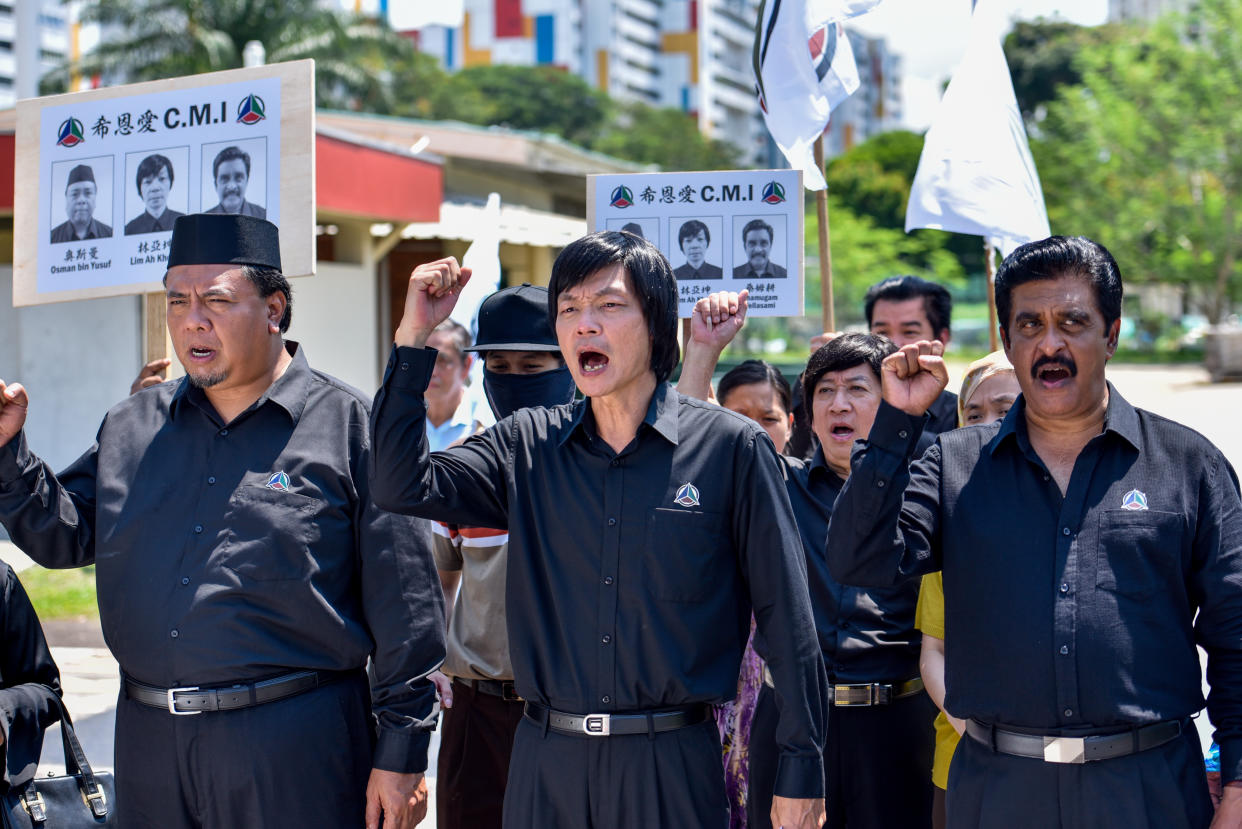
[715,619,764,828]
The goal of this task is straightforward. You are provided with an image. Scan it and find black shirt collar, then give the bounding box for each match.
[562,380,679,447]
[170,340,310,426]
[990,381,1140,456]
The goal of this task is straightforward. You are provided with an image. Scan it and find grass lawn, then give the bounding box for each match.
[19,565,99,621]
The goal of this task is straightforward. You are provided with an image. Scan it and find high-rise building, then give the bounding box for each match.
[1108,0,1189,22]
[0,0,70,107]
[402,0,900,167]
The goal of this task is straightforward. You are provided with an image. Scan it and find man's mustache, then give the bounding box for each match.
[1031,354,1077,379]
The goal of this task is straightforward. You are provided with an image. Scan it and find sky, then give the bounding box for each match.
[851,0,1110,129]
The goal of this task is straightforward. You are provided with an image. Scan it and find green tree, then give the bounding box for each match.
[428,65,611,148]
[592,102,743,171]
[42,0,422,112]
[1035,0,1242,322]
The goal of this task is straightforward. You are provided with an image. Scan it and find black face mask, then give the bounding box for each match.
[483,366,577,420]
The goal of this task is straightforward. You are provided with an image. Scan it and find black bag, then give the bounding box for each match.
[2,696,116,828]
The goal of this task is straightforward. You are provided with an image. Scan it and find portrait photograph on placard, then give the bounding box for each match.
[123,146,190,236]
[606,216,660,248]
[200,137,269,220]
[668,216,724,280]
[49,156,114,244]
[731,214,788,280]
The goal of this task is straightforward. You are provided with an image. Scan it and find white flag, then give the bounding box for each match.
[387,0,464,30]
[452,192,503,334]
[753,0,882,190]
[904,0,1050,257]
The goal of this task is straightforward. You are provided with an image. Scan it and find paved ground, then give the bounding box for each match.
[1,361,1237,814]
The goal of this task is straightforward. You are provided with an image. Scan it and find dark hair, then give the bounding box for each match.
[621,222,644,238]
[741,218,774,244]
[548,231,679,384]
[213,145,252,180]
[995,236,1123,335]
[242,265,293,333]
[802,333,896,424]
[431,318,471,357]
[864,275,953,338]
[718,360,792,417]
[136,154,174,196]
[678,219,710,249]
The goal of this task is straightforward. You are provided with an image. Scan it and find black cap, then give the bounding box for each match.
[167,213,281,271]
[465,283,560,352]
[67,164,95,186]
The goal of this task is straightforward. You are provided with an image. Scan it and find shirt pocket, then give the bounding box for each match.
[1095,509,1184,601]
[220,485,322,582]
[642,508,725,602]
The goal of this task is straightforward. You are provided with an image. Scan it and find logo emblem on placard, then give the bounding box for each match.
[609,185,634,208]
[673,482,701,508]
[56,117,85,148]
[1120,489,1148,511]
[761,181,786,205]
[266,471,291,492]
[236,94,267,125]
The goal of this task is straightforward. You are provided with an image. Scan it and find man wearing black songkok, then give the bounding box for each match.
[0,213,445,828]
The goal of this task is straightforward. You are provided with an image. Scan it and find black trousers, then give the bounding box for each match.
[502,709,729,829]
[436,679,524,829]
[748,683,935,829]
[114,671,374,829]
[947,722,1212,829]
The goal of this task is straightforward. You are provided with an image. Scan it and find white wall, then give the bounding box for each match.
[286,261,382,397]
[0,266,143,474]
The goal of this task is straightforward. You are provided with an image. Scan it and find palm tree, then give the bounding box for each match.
[43,0,428,113]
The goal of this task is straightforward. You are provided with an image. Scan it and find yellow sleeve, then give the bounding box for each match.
[915,572,946,639]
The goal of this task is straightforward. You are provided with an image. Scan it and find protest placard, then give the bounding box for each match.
[588,169,803,317]
[14,60,314,306]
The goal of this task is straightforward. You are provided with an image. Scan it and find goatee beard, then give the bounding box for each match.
[188,370,228,388]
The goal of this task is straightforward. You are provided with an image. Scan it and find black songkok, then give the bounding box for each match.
[167,213,281,271]
[66,164,95,186]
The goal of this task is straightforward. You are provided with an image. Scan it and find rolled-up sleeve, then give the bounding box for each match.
[735,431,829,798]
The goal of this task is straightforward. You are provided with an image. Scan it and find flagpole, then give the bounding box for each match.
[813,136,835,332]
[984,240,998,352]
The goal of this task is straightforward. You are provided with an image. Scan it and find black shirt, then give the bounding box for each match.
[370,345,829,798]
[49,218,112,243]
[0,562,62,793]
[775,451,920,683]
[825,387,1242,783]
[0,344,445,773]
[124,209,184,235]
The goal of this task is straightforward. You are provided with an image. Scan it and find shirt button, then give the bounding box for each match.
[219,429,229,437]
[876,480,886,488]
[170,629,179,639]
[603,576,614,585]
[207,476,216,485]
[609,459,620,468]
[1062,527,1071,536]
[193,525,203,534]
[601,695,611,704]
[400,361,410,371]
[181,577,190,586]
[898,430,908,439]
[601,634,611,644]
[1063,708,1073,718]
[608,518,616,526]
[1060,583,1069,594]
[1060,645,1069,655]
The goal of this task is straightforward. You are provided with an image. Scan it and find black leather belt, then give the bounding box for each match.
[965,718,1183,764]
[124,670,343,715]
[457,677,523,702]
[524,702,709,737]
[762,666,924,706]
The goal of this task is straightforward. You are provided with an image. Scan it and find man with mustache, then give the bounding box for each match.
[824,235,1242,828]
[50,164,112,243]
[205,146,266,219]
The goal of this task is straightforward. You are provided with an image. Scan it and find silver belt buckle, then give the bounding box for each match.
[581,713,611,736]
[167,686,202,716]
[1042,735,1086,764]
